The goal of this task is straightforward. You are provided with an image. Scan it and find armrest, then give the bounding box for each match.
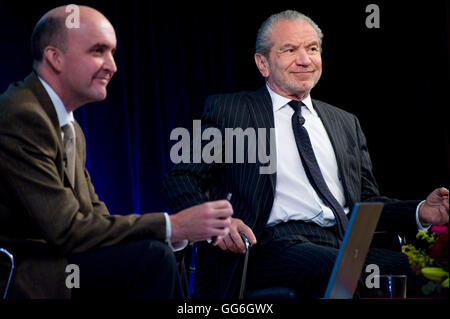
[0,248,14,299]
[239,233,251,299]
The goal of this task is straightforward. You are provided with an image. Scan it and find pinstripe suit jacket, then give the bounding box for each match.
[162,86,420,298]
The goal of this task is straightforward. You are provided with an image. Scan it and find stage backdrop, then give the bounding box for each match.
[1,0,448,215]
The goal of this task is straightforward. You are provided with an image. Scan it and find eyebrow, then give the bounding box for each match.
[278,41,320,51]
[278,43,298,51]
[305,41,320,48]
[89,43,116,54]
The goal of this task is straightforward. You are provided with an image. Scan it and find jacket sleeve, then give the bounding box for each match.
[0,100,166,255]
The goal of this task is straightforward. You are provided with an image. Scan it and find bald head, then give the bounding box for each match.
[31,6,111,66]
[31,5,117,111]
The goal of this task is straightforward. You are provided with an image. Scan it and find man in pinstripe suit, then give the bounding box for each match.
[162,10,449,299]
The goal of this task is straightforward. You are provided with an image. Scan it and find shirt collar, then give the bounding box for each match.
[266,84,317,116]
[37,76,74,127]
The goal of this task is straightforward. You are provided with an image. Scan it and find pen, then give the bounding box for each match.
[207,193,232,244]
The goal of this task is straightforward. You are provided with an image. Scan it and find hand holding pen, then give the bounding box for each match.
[169,195,233,243]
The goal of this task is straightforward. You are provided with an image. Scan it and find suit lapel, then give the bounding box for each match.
[246,86,277,195]
[24,73,76,191]
[24,73,61,139]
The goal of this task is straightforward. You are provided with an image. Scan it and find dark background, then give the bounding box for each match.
[1,0,448,215]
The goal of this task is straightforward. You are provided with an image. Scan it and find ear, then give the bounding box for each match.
[42,46,64,73]
[254,53,270,78]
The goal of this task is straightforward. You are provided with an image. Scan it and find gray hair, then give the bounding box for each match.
[255,10,324,56]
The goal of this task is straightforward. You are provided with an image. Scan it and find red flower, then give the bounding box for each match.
[431,225,448,237]
[430,227,449,263]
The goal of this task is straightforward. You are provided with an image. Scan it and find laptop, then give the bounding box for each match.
[323,202,384,299]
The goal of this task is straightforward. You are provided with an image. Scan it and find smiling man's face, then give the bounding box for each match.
[59,7,117,107]
[255,19,322,100]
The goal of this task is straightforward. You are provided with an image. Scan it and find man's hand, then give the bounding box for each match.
[216,218,257,254]
[170,200,233,242]
[419,187,449,225]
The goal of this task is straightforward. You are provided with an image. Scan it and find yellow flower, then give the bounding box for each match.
[421,267,449,283]
[442,278,449,288]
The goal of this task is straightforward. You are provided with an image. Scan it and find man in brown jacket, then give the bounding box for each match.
[0,5,232,298]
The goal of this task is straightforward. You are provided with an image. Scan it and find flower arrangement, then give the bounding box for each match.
[402,225,449,296]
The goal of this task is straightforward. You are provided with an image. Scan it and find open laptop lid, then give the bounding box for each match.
[323,202,384,299]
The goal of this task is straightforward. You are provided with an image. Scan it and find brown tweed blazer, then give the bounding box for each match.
[0,73,166,298]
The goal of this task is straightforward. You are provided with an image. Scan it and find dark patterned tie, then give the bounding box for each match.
[289,100,348,239]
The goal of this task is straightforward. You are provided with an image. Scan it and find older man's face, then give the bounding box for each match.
[59,10,117,107]
[257,19,322,100]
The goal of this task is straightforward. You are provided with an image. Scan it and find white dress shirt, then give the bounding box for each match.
[266,85,428,231]
[38,76,74,131]
[267,85,349,227]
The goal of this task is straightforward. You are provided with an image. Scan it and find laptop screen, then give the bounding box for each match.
[323,202,384,299]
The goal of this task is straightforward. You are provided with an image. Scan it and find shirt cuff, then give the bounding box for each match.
[164,213,188,252]
[415,200,431,232]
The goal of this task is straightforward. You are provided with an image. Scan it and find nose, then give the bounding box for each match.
[104,52,117,75]
[295,48,312,66]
